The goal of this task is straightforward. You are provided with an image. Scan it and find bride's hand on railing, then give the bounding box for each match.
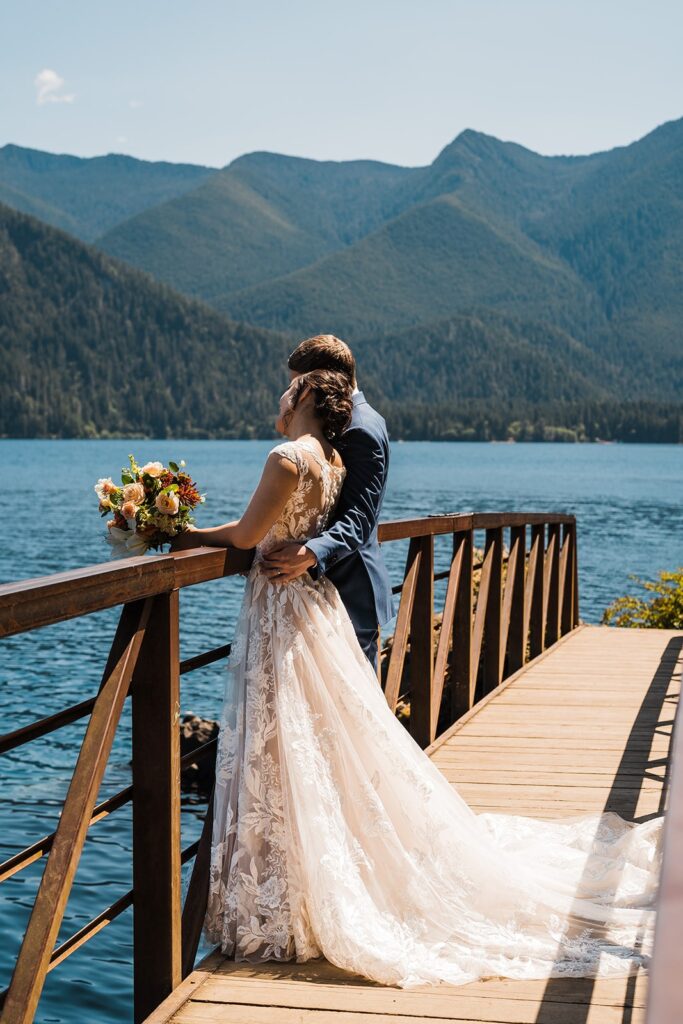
[169,526,200,552]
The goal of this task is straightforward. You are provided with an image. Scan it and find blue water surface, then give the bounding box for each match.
[0,439,681,1022]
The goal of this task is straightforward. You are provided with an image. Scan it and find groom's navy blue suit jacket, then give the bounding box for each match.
[306,391,395,636]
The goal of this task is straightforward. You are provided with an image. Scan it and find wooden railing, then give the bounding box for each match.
[0,513,578,1024]
[645,634,683,1024]
[377,512,578,747]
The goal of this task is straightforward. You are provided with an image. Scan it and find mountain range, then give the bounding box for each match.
[0,119,681,439]
[0,143,213,241]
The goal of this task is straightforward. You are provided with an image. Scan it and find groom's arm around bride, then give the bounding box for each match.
[261,335,395,669]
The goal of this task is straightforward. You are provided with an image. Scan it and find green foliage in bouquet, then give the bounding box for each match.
[601,569,683,629]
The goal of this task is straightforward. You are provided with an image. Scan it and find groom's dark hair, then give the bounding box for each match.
[288,334,356,384]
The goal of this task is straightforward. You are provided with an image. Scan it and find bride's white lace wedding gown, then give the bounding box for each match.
[203,438,662,987]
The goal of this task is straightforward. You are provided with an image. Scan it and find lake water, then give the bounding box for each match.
[0,439,681,1022]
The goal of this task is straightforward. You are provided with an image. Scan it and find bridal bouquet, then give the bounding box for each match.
[95,455,205,556]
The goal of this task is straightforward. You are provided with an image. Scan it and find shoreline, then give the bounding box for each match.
[0,436,680,445]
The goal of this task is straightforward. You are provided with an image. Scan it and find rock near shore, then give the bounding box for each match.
[180,713,219,794]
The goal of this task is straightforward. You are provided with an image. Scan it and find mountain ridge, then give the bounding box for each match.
[0,143,216,241]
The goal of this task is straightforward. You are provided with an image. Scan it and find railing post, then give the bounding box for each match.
[545,523,561,646]
[132,590,182,1023]
[432,533,465,741]
[384,538,421,712]
[560,523,574,636]
[571,520,580,626]
[409,535,434,748]
[506,525,526,673]
[529,524,545,658]
[451,530,473,717]
[181,788,215,977]
[483,528,503,693]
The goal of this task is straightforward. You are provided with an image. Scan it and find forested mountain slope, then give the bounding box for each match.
[0,203,290,437]
[2,203,680,440]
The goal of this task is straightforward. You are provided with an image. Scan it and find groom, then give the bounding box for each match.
[261,334,395,669]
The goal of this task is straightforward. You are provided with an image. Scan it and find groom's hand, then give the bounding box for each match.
[261,543,317,583]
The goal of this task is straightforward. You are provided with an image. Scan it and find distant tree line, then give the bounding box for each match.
[381,399,683,444]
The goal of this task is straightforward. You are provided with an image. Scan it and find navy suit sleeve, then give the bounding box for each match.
[306,426,386,577]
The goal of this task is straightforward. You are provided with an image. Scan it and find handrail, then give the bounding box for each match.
[0,511,580,1023]
[0,513,574,638]
[0,547,253,639]
[377,511,574,542]
[0,696,98,754]
[645,636,683,1024]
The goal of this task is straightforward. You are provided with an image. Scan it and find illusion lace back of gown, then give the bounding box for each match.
[203,437,663,988]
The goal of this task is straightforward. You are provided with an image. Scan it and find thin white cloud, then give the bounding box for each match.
[35,68,75,105]
[116,135,128,144]
[128,99,143,109]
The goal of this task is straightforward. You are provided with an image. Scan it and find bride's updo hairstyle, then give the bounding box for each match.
[288,369,353,443]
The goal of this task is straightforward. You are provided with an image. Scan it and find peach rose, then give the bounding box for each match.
[122,482,145,503]
[155,491,180,515]
[141,461,165,478]
[121,500,139,520]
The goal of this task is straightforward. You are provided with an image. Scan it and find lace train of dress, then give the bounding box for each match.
[203,439,662,988]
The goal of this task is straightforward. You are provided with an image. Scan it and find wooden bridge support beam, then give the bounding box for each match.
[132,591,182,1023]
[506,526,526,674]
[451,530,473,718]
[529,524,545,659]
[483,527,503,694]
[409,535,434,748]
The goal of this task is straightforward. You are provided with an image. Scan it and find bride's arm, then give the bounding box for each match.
[171,453,298,551]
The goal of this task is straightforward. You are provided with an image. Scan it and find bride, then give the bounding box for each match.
[173,369,662,988]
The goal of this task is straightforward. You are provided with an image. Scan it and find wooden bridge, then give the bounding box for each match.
[0,514,681,1024]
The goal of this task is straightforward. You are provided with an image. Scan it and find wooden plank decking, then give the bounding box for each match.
[146,624,683,1024]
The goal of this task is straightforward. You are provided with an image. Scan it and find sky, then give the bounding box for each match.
[1,0,681,170]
